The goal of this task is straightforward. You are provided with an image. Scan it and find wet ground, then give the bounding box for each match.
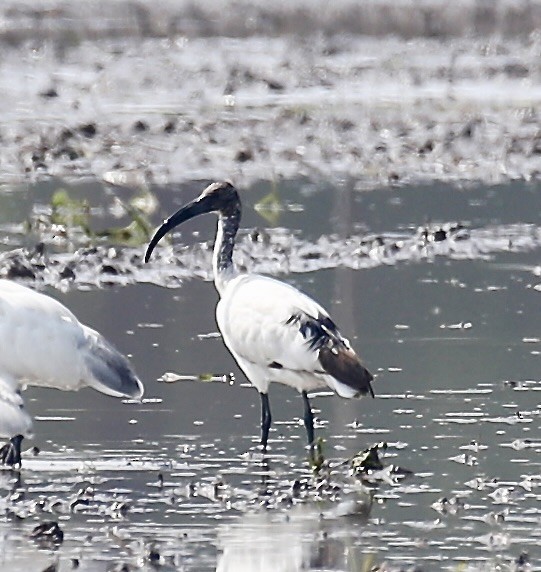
[2,1,541,189]
[0,178,540,570]
[1,2,541,569]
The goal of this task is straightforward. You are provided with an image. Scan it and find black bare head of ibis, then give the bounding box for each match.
[144,181,240,263]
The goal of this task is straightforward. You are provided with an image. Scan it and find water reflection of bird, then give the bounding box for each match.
[216,492,372,572]
[145,181,374,452]
[0,279,144,467]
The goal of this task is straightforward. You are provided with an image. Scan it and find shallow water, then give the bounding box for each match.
[0,179,540,570]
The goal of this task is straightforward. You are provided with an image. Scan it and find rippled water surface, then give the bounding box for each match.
[0,179,540,571]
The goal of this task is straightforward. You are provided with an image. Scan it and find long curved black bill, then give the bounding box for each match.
[144,199,209,263]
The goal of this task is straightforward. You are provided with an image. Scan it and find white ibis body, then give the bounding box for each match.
[145,182,374,451]
[0,279,144,466]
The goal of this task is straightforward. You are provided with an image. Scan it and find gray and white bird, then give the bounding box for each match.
[0,279,144,467]
[145,182,374,451]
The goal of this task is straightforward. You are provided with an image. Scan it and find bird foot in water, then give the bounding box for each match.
[0,435,24,468]
[308,438,326,474]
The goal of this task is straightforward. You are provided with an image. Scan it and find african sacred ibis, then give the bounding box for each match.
[0,279,144,467]
[145,182,374,451]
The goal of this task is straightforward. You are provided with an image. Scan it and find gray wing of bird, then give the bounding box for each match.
[82,326,144,399]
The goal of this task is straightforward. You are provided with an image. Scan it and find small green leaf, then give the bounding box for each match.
[50,189,91,234]
[254,190,282,225]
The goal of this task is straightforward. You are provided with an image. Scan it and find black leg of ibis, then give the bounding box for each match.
[0,435,24,468]
[301,391,314,448]
[260,392,272,452]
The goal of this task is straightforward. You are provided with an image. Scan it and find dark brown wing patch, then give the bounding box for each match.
[319,345,374,398]
[286,309,374,397]
[286,312,338,350]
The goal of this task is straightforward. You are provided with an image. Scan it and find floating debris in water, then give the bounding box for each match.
[351,442,387,472]
[431,495,465,515]
[107,500,130,520]
[449,453,478,466]
[439,321,473,330]
[502,439,541,451]
[30,520,64,546]
[157,372,235,385]
[197,331,222,339]
[349,442,412,484]
[459,440,488,453]
[488,487,522,505]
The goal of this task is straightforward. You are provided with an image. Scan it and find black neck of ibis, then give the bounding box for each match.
[213,203,241,294]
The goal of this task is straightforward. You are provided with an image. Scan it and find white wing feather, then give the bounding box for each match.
[216,274,360,395]
[0,279,143,396]
[217,274,326,369]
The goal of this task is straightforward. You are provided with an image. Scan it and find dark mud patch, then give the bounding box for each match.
[1,178,540,290]
[1,220,540,290]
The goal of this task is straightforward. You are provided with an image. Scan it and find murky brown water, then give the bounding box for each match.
[0,179,540,570]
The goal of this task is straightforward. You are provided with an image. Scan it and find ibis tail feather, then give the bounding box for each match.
[319,345,374,398]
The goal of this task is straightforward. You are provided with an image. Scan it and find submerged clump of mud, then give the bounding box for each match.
[0,440,405,571]
[2,422,537,571]
[2,220,540,289]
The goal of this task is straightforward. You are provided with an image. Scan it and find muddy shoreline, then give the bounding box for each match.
[4,1,541,41]
[1,1,541,189]
[1,180,539,290]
